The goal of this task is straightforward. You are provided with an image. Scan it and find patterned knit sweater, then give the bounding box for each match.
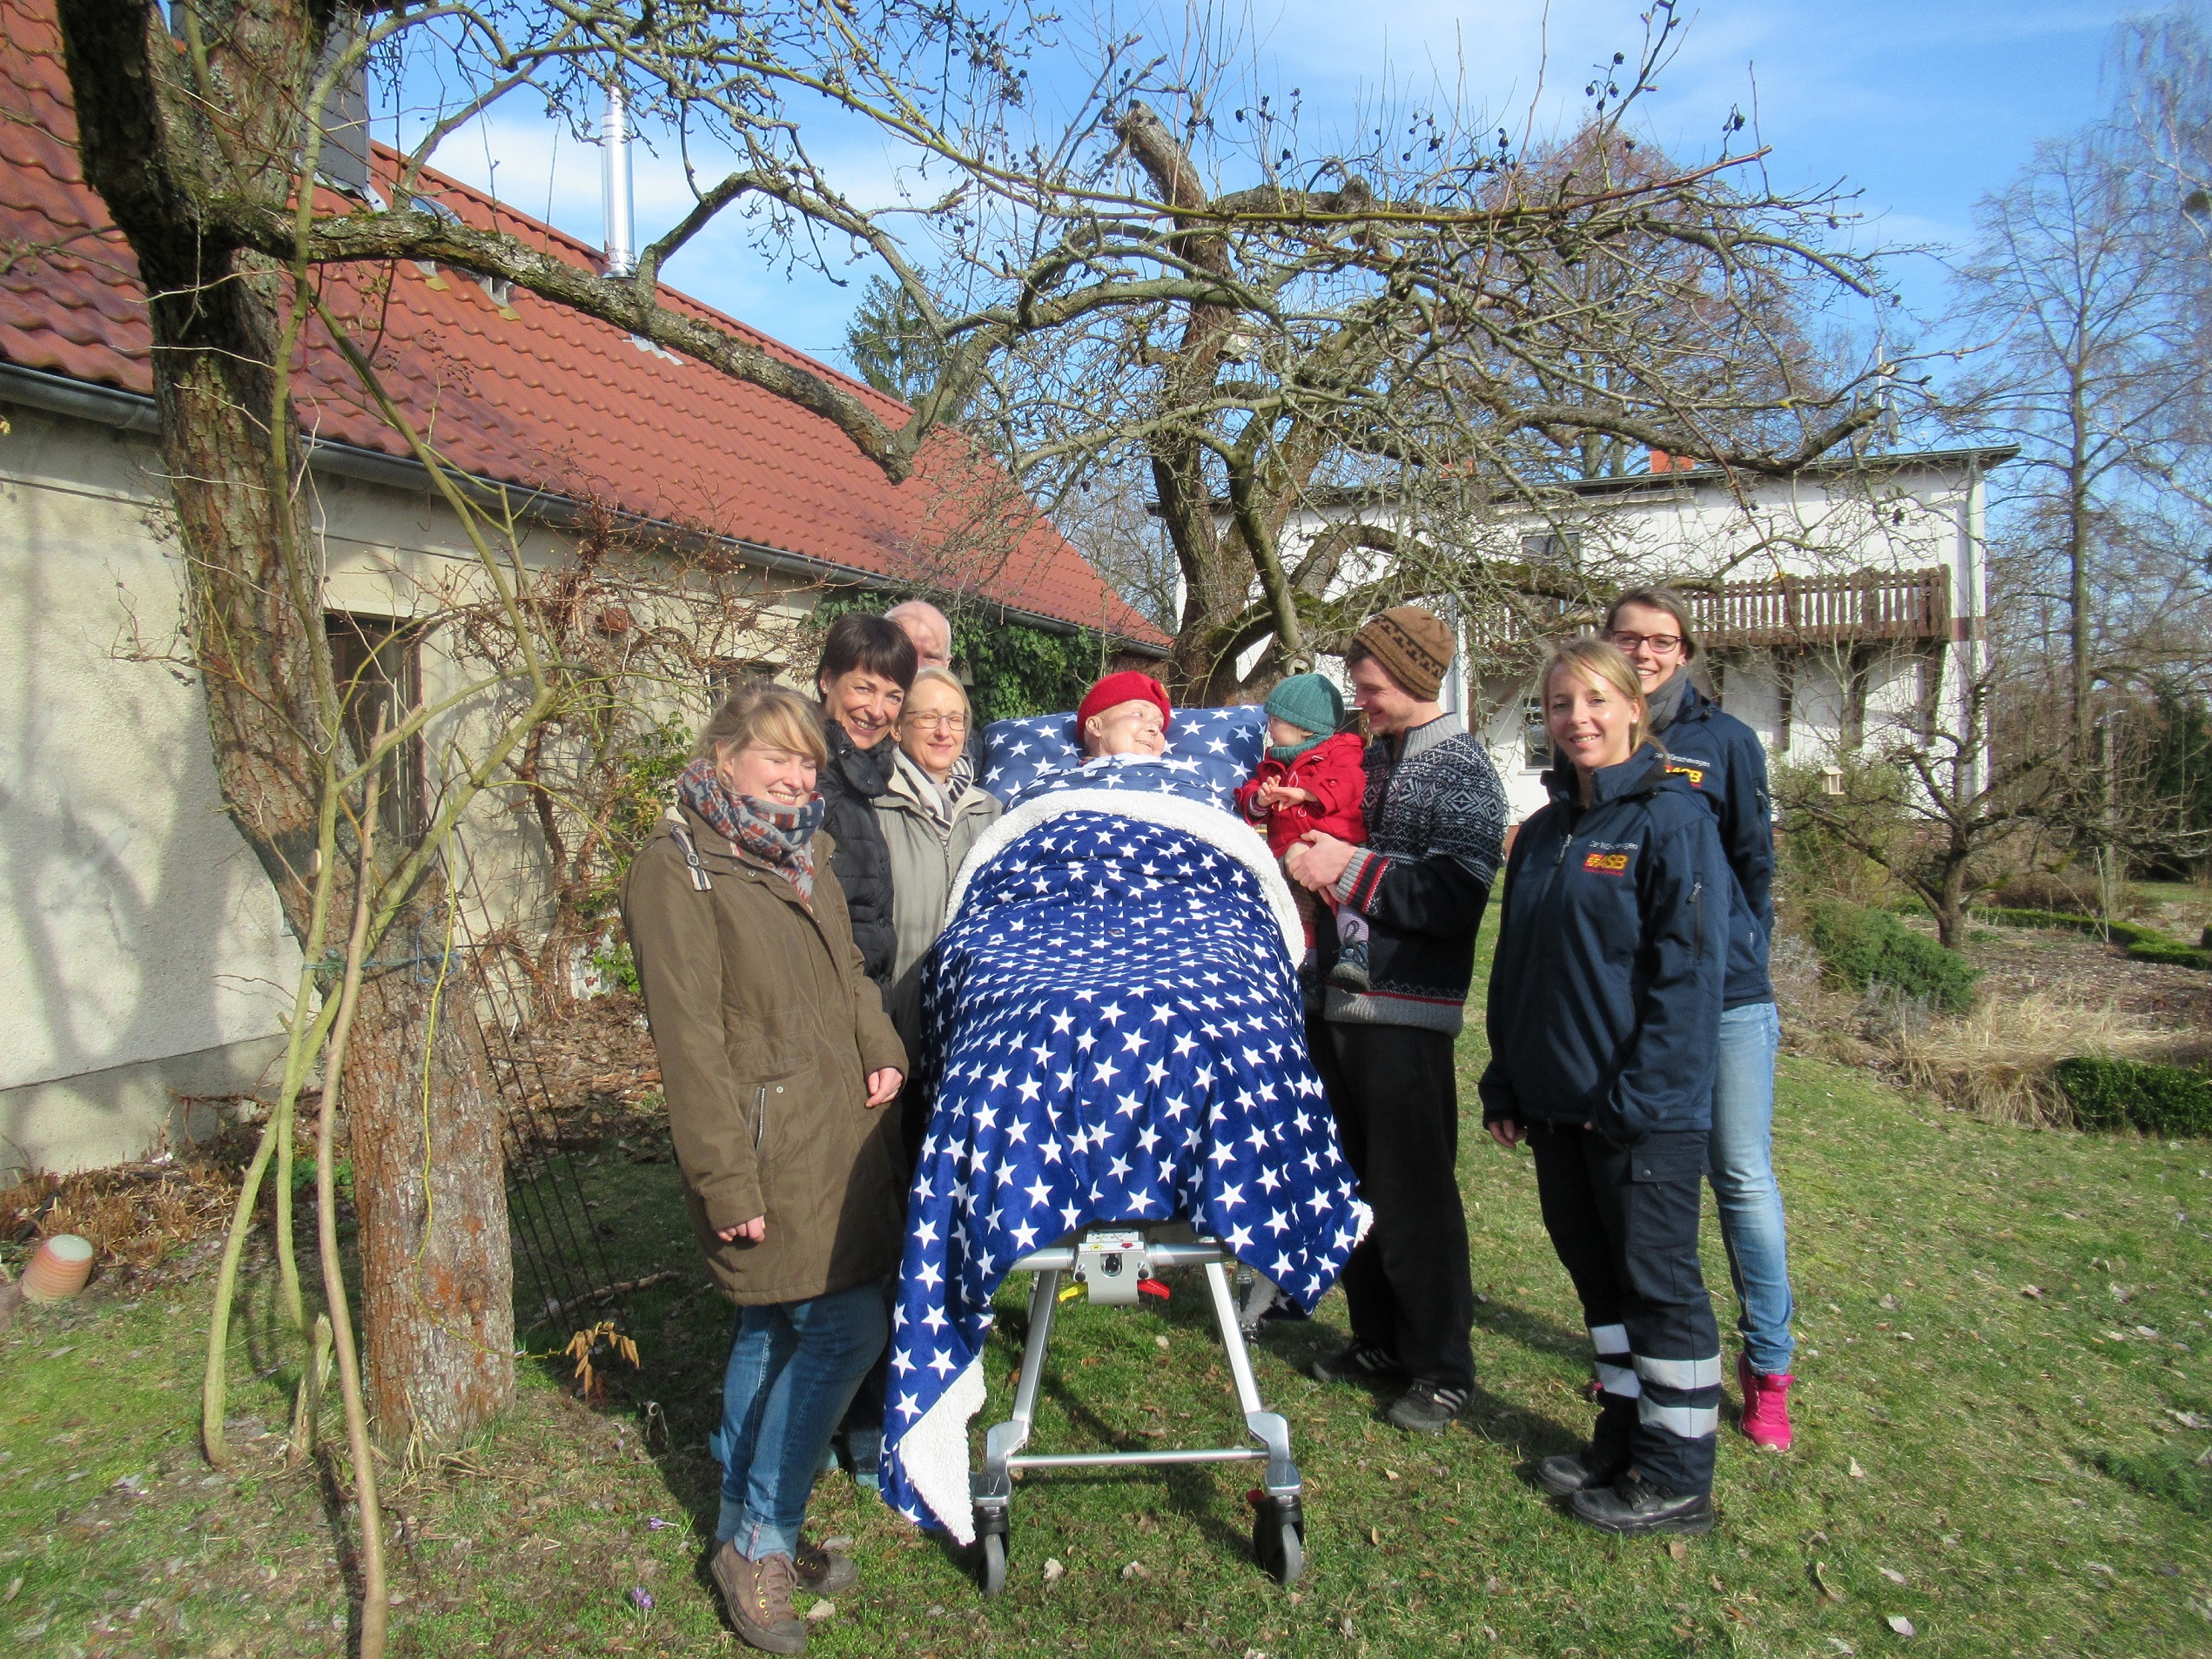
[1322,712,1509,1034]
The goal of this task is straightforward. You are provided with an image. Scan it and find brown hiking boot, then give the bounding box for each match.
[794,1535,857,1595]
[711,1541,807,1654]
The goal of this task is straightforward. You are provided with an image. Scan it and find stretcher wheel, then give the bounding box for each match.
[1252,1501,1304,1586]
[976,1531,1008,1597]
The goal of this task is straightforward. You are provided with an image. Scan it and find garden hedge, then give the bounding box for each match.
[2053,1056,2212,1138]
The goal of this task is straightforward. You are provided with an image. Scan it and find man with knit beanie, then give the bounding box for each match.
[1283,604,1509,1432]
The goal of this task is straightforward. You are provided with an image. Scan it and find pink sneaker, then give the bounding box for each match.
[1738,1353,1794,1451]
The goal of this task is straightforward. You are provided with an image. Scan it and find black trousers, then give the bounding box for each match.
[1526,1119,1721,1497]
[1310,1018,1476,1392]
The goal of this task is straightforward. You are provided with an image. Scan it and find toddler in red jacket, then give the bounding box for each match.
[1234,673,1373,987]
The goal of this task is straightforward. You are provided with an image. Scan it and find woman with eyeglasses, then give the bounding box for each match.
[875,664,1003,1111]
[1602,587,1797,1454]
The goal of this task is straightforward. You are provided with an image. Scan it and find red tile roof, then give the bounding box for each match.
[0,0,1164,645]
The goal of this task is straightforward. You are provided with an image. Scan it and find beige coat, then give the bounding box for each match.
[619,805,908,1305]
[874,751,1003,1058]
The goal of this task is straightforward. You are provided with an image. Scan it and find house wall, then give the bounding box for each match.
[0,400,816,1179]
[1430,461,1991,822]
[0,406,303,1178]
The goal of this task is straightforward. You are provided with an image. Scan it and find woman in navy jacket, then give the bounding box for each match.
[1480,639,1730,1535]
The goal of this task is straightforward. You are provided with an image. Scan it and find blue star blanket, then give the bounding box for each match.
[880,789,1368,1541]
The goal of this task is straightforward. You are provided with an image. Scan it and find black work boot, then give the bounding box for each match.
[1568,1472,1716,1535]
[1540,1395,1636,1495]
[1535,1447,1627,1497]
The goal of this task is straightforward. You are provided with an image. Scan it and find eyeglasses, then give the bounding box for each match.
[903,712,969,732]
[1608,631,1684,655]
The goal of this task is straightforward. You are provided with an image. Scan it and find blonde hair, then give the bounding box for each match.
[1542,639,1657,757]
[694,681,829,767]
[900,664,972,724]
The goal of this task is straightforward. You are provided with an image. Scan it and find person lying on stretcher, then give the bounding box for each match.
[1078,671,1172,759]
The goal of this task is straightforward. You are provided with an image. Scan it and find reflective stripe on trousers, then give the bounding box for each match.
[1634,1351,1723,1441]
[1589,1322,1640,1398]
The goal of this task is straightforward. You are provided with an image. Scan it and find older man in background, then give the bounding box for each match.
[886,599,954,671]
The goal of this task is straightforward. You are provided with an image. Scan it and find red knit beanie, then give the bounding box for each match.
[1077,670,1173,731]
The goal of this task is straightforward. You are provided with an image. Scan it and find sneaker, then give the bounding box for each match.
[1327,938,1371,990]
[1386,1380,1468,1433]
[1737,1353,1795,1452]
[711,1543,807,1654]
[1568,1474,1717,1535]
[794,1536,857,1596]
[1256,1294,1311,1328]
[1306,1340,1403,1386]
[1535,1447,1625,1497]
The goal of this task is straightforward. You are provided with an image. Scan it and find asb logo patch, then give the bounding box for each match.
[1583,850,1631,876]
[1664,763,1707,788]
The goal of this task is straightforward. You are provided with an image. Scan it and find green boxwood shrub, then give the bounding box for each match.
[1805,900,1980,1015]
[2053,1056,2212,1137]
[2126,938,2212,971]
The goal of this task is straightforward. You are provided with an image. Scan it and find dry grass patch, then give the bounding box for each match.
[1879,991,2173,1125]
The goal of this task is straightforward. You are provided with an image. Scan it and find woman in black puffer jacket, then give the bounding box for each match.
[814,614,918,1000]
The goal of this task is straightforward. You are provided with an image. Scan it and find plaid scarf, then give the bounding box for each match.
[676,759,824,904]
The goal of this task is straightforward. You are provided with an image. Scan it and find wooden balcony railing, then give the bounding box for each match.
[1468,568,1952,655]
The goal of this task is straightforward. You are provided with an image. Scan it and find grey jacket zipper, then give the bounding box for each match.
[755,1085,767,1152]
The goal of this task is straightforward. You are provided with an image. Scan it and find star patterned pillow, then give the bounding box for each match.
[980,703,1267,810]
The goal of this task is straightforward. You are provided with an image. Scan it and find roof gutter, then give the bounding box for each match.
[0,359,1167,656]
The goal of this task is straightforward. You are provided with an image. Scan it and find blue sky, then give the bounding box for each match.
[411,0,2143,371]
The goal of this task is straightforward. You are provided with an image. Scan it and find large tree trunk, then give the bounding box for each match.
[57,0,513,1448]
[347,973,514,1447]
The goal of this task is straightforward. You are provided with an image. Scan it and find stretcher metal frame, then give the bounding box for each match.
[968,1232,1307,1595]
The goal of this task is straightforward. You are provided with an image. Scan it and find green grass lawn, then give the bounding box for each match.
[4,1005,2210,1656]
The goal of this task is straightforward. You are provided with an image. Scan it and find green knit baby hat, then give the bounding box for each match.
[1263,673,1344,739]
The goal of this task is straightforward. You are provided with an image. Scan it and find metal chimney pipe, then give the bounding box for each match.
[601,82,635,277]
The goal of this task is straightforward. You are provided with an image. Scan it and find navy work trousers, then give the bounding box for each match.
[1526,1119,1722,1497]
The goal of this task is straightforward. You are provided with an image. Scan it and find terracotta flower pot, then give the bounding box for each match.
[21,1233,95,1303]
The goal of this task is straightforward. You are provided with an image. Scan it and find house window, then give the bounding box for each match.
[326,612,427,844]
[1520,694,1550,770]
[1519,531,1583,564]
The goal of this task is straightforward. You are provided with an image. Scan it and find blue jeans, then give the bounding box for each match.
[1709,1002,1795,1376]
[709,1280,890,1559]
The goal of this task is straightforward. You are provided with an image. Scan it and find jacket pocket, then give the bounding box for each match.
[738,1061,817,1164]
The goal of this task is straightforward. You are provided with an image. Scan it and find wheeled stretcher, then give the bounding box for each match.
[968,1229,1306,1595]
